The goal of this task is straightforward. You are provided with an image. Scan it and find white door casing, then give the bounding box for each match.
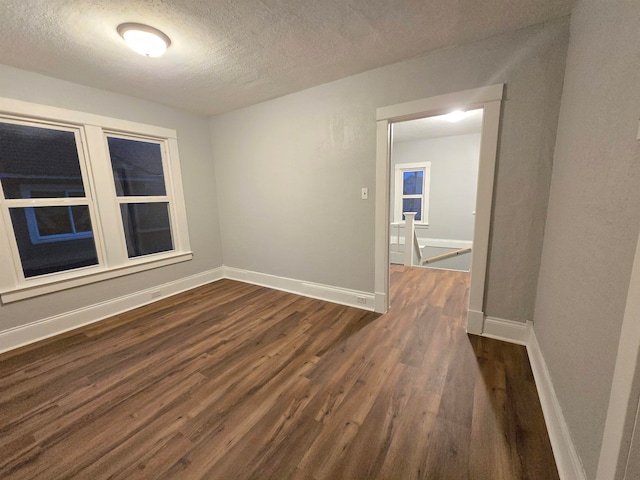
[374,84,504,334]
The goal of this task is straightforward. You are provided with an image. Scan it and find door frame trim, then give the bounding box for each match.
[596,229,640,479]
[374,84,504,334]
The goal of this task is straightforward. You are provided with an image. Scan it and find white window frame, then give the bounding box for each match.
[0,97,192,303]
[394,161,431,224]
[103,132,176,261]
[21,185,94,244]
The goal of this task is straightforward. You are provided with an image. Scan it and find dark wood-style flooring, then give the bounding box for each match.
[0,265,559,479]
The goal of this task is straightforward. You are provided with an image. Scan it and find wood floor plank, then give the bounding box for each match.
[0,268,559,479]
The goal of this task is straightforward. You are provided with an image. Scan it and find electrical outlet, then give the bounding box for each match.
[361,188,368,200]
[357,296,367,304]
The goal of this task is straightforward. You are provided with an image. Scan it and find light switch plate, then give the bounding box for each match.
[361,187,368,200]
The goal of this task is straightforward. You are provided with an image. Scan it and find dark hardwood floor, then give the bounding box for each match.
[0,265,559,479]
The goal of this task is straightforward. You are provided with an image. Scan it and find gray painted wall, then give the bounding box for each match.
[392,134,480,241]
[210,19,569,321]
[533,0,640,477]
[0,65,224,331]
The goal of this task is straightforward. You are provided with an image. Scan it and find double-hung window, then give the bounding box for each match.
[394,162,430,224]
[106,134,174,258]
[0,98,191,302]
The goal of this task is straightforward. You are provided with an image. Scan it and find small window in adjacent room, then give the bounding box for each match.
[0,98,192,302]
[394,162,431,223]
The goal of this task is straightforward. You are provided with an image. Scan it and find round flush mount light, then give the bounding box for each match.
[443,110,467,123]
[117,23,171,57]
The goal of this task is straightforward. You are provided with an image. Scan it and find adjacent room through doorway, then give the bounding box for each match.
[389,109,482,273]
[375,85,503,335]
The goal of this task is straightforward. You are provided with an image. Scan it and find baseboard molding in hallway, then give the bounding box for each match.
[526,329,587,480]
[479,315,586,480]
[481,316,531,345]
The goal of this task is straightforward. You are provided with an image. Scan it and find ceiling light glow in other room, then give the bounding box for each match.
[117,23,171,57]
[444,110,467,122]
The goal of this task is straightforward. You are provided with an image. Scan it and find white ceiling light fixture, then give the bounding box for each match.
[117,23,171,58]
[443,110,467,123]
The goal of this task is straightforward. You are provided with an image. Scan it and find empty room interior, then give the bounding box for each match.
[0,1,639,479]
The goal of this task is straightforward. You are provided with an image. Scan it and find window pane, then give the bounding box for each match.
[120,202,173,258]
[35,207,73,236]
[9,207,98,278]
[0,122,85,199]
[107,137,167,196]
[71,206,92,233]
[402,198,422,221]
[403,170,423,195]
[31,190,65,199]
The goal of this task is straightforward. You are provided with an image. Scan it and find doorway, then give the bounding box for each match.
[389,109,482,272]
[374,85,504,334]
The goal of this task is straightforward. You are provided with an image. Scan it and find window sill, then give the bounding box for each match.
[0,251,193,304]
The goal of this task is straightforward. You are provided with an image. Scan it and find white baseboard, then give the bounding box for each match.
[478,315,586,480]
[223,266,375,312]
[374,292,387,313]
[527,328,587,480]
[467,309,484,334]
[0,265,377,355]
[0,267,224,355]
[482,316,531,345]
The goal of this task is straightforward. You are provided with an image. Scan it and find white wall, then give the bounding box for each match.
[210,19,569,321]
[533,0,640,477]
[0,65,224,331]
[392,133,480,241]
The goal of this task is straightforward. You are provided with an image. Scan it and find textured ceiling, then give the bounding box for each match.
[0,1,575,116]
[394,109,483,143]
